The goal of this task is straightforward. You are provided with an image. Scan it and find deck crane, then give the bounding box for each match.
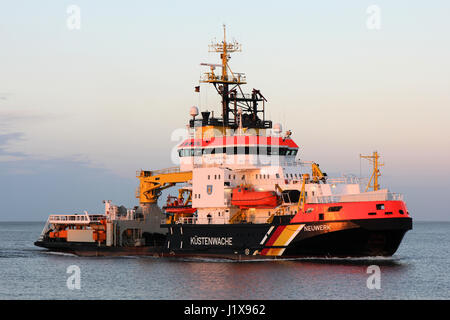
[311,162,327,184]
[300,161,327,184]
[136,168,192,205]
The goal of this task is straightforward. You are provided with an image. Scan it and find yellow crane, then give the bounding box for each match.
[311,162,327,184]
[136,168,192,204]
[296,173,310,212]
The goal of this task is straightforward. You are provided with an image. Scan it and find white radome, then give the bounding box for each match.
[190,106,199,117]
[273,123,282,134]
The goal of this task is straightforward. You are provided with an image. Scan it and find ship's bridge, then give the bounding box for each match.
[178,135,299,171]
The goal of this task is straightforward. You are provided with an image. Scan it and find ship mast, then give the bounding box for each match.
[197,25,271,131]
[360,151,384,192]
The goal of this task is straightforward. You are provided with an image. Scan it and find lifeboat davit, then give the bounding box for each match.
[231,186,280,209]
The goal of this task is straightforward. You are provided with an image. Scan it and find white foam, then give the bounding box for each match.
[42,251,78,257]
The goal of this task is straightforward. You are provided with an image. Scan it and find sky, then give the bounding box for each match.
[0,0,449,221]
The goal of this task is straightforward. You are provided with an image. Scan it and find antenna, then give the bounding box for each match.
[360,151,384,192]
[192,26,271,132]
[201,25,245,85]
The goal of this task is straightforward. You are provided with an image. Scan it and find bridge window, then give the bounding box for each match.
[226,147,236,155]
[249,146,258,154]
[271,147,279,155]
[203,148,215,155]
[178,146,298,157]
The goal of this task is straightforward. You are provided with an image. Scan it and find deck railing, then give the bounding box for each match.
[48,212,105,224]
[310,192,403,204]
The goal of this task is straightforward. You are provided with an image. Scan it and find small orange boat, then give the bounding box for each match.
[163,196,197,214]
[231,186,279,209]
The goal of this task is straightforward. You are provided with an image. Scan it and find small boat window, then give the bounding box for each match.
[399,210,404,214]
[327,206,342,212]
[376,204,385,210]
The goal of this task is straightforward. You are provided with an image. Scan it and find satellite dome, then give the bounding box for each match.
[190,106,199,117]
[273,123,282,134]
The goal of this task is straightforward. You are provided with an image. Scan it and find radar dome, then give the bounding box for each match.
[190,106,199,117]
[273,123,282,134]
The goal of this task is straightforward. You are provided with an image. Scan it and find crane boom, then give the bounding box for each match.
[137,168,192,204]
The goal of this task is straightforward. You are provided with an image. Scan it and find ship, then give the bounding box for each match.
[34,26,412,259]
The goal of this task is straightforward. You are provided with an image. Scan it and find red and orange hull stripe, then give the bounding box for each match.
[261,224,305,256]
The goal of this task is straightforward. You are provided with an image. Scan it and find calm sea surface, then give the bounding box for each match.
[0,221,448,300]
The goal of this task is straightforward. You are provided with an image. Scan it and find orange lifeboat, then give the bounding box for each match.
[231,186,280,209]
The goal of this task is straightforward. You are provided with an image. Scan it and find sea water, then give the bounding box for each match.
[0,221,448,299]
